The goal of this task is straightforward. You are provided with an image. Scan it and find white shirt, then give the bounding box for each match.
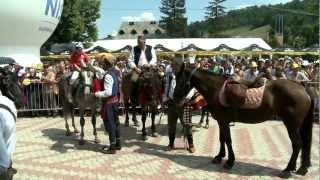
[93,67,114,98]
[163,66,175,101]
[243,69,259,82]
[287,71,310,82]
[0,96,17,169]
[128,46,157,69]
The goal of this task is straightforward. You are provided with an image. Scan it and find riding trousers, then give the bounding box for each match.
[70,71,79,85]
[103,102,120,148]
[167,100,193,146]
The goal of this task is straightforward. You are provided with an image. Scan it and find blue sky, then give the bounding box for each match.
[97,0,293,38]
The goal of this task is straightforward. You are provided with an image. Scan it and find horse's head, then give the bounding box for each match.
[140,67,161,104]
[0,67,24,108]
[79,69,94,96]
[173,62,195,105]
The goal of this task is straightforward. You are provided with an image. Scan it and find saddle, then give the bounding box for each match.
[220,77,267,109]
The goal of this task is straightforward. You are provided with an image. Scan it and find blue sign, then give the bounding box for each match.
[45,0,63,19]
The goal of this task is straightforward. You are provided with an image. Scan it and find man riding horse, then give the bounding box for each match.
[128,35,157,74]
[127,35,157,124]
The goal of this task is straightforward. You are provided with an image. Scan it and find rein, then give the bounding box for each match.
[185,65,199,89]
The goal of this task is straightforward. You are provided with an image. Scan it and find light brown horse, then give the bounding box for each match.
[173,62,315,178]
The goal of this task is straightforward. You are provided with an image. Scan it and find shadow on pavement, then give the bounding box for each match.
[126,140,281,178]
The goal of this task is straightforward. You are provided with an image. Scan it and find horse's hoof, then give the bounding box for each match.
[151,132,158,137]
[204,124,209,129]
[223,161,234,170]
[296,167,308,176]
[142,135,148,141]
[196,123,202,128]
[79,140,85,145]
[66,131,72,136]
[125,121,129,127]
[94,138,101,144]
[212,156,223,164]
[74,129,79,134]
[279,170,292,179]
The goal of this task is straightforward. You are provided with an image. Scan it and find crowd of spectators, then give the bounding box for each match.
[5,55,319,117]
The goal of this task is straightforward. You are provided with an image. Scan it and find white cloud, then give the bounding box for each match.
[121,12,156,22]
[235,4,253,9]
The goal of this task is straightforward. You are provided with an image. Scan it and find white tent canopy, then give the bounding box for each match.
[88,38,272,52]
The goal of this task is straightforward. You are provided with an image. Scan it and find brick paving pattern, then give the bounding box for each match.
[13,116,319,179]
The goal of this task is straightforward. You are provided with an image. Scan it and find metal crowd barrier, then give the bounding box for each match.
[19,82,61,112]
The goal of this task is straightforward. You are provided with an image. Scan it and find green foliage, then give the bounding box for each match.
[45,0,101,46]
[205,0,226,19]
[160,0,188,37]
[188,0,319,48]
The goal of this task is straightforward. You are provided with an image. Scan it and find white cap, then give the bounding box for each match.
[302,60,310,66]
[74,42,84,49]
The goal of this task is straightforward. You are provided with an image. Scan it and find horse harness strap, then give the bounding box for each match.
[0,104,16,122]
[186,67,199,88]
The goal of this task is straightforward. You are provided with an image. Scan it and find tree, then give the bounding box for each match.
[205,0,227,20]
[160,0,188,37]
[45,0,101,47]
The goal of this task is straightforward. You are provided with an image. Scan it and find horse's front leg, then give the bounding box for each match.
[91,108,100,144]
[151,106,158,137]
[132,104,139,126]
[71,108,79,133]
[124,101,130,127]
[141,106,147,141]
[64,106,71,136]
[79,109,85,145]
[223,125,235,169]
[212,122,226,164]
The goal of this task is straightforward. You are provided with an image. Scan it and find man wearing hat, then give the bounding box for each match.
[287,62,310,82]
[243,61,259,82]
[93,57,121,154]
[163,54,195,153]
[68,42,90,102]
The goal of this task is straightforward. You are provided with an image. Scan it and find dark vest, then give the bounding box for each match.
[134,45,153,66]
[101,69,120,97]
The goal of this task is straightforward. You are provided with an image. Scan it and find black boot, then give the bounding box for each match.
[115,139,122,150]
[101,144,116,154]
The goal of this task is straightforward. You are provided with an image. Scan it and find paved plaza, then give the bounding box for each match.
[13,115,319,179]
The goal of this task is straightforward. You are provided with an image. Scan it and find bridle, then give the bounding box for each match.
[184,65,199,90]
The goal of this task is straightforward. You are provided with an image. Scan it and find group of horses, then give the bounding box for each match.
[58,66,164,144]
[0,62,317,178]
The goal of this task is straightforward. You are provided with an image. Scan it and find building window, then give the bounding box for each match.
[131,29,137,35]
[155,29,162,35]
[129,22,135,25]
[143,29,149,35]
[118,30,125,35]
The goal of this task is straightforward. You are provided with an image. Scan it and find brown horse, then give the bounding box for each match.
[122,67,163,140]
[121,72,139,127]
[173,62,314,178]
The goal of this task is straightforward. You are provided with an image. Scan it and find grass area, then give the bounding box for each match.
[217,25,272,40]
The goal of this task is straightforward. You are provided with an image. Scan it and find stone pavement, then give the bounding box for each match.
[13,115,319,180]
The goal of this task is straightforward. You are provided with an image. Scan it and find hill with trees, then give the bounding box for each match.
[187,0,319,48]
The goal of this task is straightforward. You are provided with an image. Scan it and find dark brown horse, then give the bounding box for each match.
[173,63,314,178]
[122,67,163,140]
[121,71,139,127]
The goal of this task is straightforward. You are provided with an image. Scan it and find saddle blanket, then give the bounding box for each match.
[219,79,266,109]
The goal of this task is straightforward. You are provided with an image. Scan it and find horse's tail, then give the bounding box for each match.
[300,91,314,167]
